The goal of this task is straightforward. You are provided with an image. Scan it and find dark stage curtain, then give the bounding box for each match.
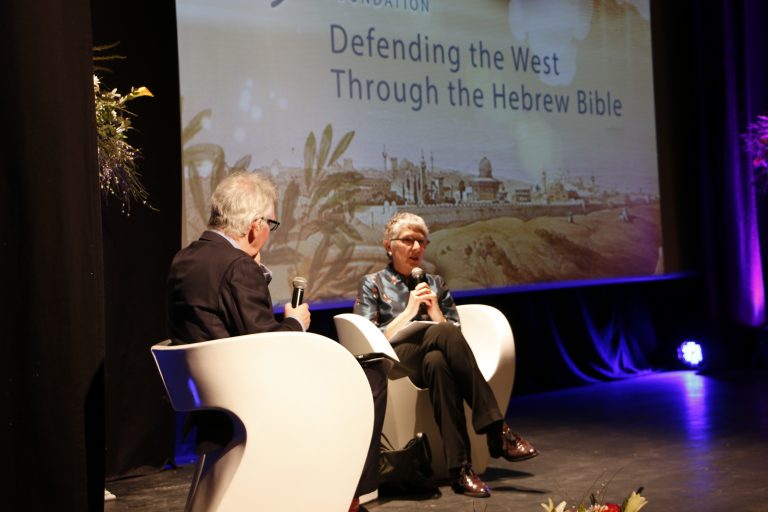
[691,1,768,331]
[743,2,768,293]
[0,1,105,510]
[90,0,181,477]
[447,277,707,395]
[649,0,768,368]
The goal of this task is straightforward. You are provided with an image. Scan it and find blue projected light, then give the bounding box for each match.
[187,377,202,407]
[677,340,704,368]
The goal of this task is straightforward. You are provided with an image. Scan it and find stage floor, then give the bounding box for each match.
[105,370,768,512]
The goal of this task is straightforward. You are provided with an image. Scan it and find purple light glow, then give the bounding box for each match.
[680,372,710,445]
[747,223,766,324]
[730,146,766,326]
[724,1,766,327]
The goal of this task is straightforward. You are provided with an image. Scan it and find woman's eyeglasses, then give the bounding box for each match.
[391,237,429,248]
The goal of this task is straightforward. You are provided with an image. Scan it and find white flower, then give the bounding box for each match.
[623,491,648,512]
[540,498,567,512]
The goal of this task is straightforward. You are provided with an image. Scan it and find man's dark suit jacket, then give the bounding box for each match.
[166,230,301,451]
[167,230,301,345]
[166,230,385,496]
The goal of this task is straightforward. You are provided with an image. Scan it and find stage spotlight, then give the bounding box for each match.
[677,340,703,368]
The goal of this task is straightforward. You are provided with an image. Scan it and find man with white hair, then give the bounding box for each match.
[167,170,310,452]
[167,171,384,512]
[167,171,309,342]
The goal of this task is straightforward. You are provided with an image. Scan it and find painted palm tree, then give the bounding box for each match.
[181,105,251,241]
[271,124,368,298]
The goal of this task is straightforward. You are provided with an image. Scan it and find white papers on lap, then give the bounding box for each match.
[355,352,412,380]
[389,320,437,345]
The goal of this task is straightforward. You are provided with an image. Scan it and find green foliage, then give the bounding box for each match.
[181,107,238,223]
[303,132,316,190]
[185,141,226,221]
[328,130,355,168]
[181,115,365,301]
[306,171,363,219]
[181,108,212,145]
[279,123,364,298]
[278,179,300,235]
[317,125,333,176]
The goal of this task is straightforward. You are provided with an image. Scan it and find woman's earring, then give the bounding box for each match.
[387,252,392,256]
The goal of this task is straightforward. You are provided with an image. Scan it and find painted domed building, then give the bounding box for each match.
[471,156,501,201]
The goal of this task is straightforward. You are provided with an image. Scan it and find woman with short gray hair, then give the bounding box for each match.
[354,212,538,499]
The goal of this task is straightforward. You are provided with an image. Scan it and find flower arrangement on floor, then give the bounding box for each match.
[541,487,647,512]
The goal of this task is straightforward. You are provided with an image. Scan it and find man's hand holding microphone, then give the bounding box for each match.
[284,276,311,330]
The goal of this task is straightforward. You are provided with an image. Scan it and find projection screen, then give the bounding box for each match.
[176,0,660,305]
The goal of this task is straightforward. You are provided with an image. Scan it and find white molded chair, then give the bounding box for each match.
[334,304,515,478]
[151,332,374,512]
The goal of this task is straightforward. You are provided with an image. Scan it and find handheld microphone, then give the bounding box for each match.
[291,277,308,308]
[410,267,428,317]
[410,267,426,289]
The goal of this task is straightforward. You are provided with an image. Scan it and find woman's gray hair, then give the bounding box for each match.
[383,212,429,242]
[207,171,277,236]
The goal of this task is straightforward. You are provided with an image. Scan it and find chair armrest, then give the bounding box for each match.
[334,313,399,360]
[457,304,514,381]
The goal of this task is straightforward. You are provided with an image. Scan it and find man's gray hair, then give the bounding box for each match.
[208,171,277,236]
[383,212,429,242]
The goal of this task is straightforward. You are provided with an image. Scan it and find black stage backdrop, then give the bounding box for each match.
[90,0,182,477]
[4,0,766,496]
[0,1,105,510]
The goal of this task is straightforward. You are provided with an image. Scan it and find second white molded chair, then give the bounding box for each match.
[151,332,374,512]
[334,304,515,478]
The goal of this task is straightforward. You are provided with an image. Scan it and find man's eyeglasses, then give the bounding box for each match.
[390,237,429,248]
[259,217,281,232]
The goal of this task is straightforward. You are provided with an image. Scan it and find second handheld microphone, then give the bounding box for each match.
[291,276,308,307]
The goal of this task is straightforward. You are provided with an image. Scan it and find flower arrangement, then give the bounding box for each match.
[540,487,647,512]
[744,114,768,178]
[92,41,154,215]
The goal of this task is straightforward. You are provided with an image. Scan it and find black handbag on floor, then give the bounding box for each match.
[378,432,439,497]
